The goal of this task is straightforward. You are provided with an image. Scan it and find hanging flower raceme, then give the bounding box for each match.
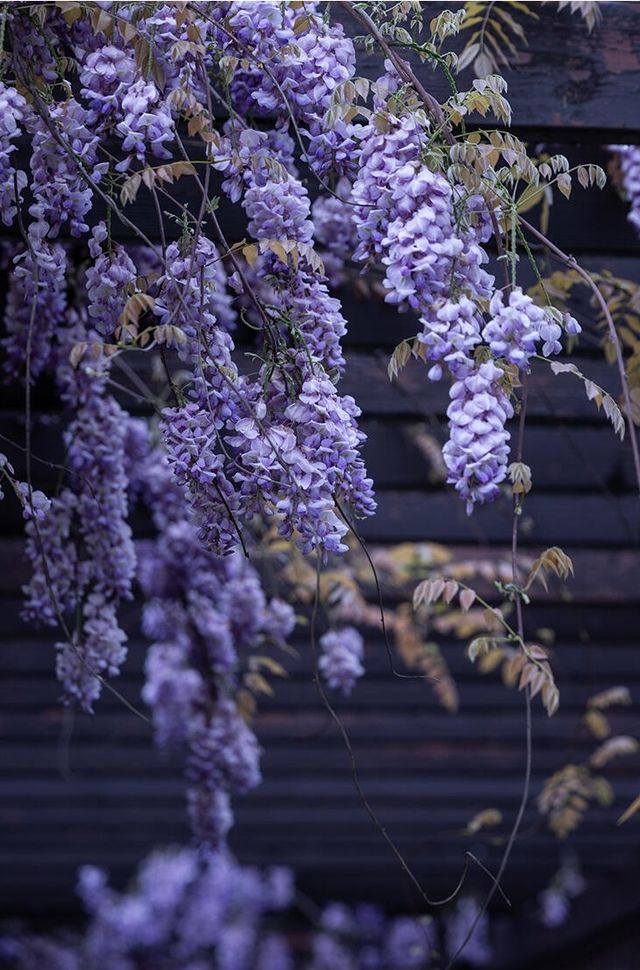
[136,439,294,849]
[442,359,514,514]
[318,626,364,696]
[86,222,138,338]
[352,108,510,512]
[115,78,175,172]
[228,373,375,556]
[352,113,425,263]
[353,110,493,375]
[155,186,374,556]
[0,81,29,227]
[616,144,640,234]
[2,232,68,382]
[154,237,247,556]
[78,37,176,173]
[79,44,138,125]
[210,1,358,182]
[28,98,107,237]
[22,310,136,711]
[483,287,580,368]
[162,401,242,557]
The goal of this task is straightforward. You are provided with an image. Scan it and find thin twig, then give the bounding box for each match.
[309,557,506,911]
[445,379,532,969]
[520,217,640,496]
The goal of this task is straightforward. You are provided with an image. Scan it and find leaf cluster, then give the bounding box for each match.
[539,687,637,837]
[457,1,538,79]
[538,764,613,839]
[524,546,574,593]
[468,639,559,716]
[457,0,601,80]
[394,604,459,713]
[549,361,626,439]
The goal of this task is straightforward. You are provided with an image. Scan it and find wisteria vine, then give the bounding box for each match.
[0,5,638,967]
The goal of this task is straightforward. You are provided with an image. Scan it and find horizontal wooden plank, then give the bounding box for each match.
[0,775,636,810]
[0,834,634,873]
[360,491,640,547]
[0,834,632,877]
[3,708,636,745]
[0,485,637,546]
[0,673,635,713]
[0,737,636,780]
[0,543,638,616]
[361,422,637,492]
[4,632,640,679]
[335,3,640,141]
[342,351,628,417]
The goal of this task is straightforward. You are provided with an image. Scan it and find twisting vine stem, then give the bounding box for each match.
[520,217,640,496]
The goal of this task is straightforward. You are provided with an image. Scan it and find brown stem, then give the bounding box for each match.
[310,558,491,910]
[520,218,640,496]
[490,209,511,293]
[346,3,455,147]
[445,379,533,970]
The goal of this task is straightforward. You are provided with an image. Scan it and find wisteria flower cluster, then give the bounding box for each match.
[0,2,380,849]
[19,307,136,712]
[347,96,582,512]
[133,433,294,849]
[319,626,364,696]
[0,0,595,879]
[616,144,640,234]
[0,846,294,970]
[0,842,492,970]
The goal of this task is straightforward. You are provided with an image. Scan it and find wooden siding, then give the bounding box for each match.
[0,7,639,969]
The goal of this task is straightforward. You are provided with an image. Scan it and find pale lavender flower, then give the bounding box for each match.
[115,78,175,172]
[445,898,491,967]
[442,359,514,514]
[617,144,640,234]
[0,81,29,226]
[2,238,67,382]
[86,222,138,337]
[319,627,364,695]
[484,287,576,367]
[385,916,435,969]
[28,98,107,237]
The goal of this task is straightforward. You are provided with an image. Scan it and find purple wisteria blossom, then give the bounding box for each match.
[21,310,135,710]
[442,360,514,514]
[79,45,137,124]
[115,78,175,172]
[319,626,365,695]
[483,287,580,367]
[0,82,29,227]
[28,98,107,237]
[134,437,294,848]
[86,222,138,337]
[617,144,640,234]
[2,236,67,381]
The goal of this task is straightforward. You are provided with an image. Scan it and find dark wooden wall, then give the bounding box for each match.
[1,5,640,968]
